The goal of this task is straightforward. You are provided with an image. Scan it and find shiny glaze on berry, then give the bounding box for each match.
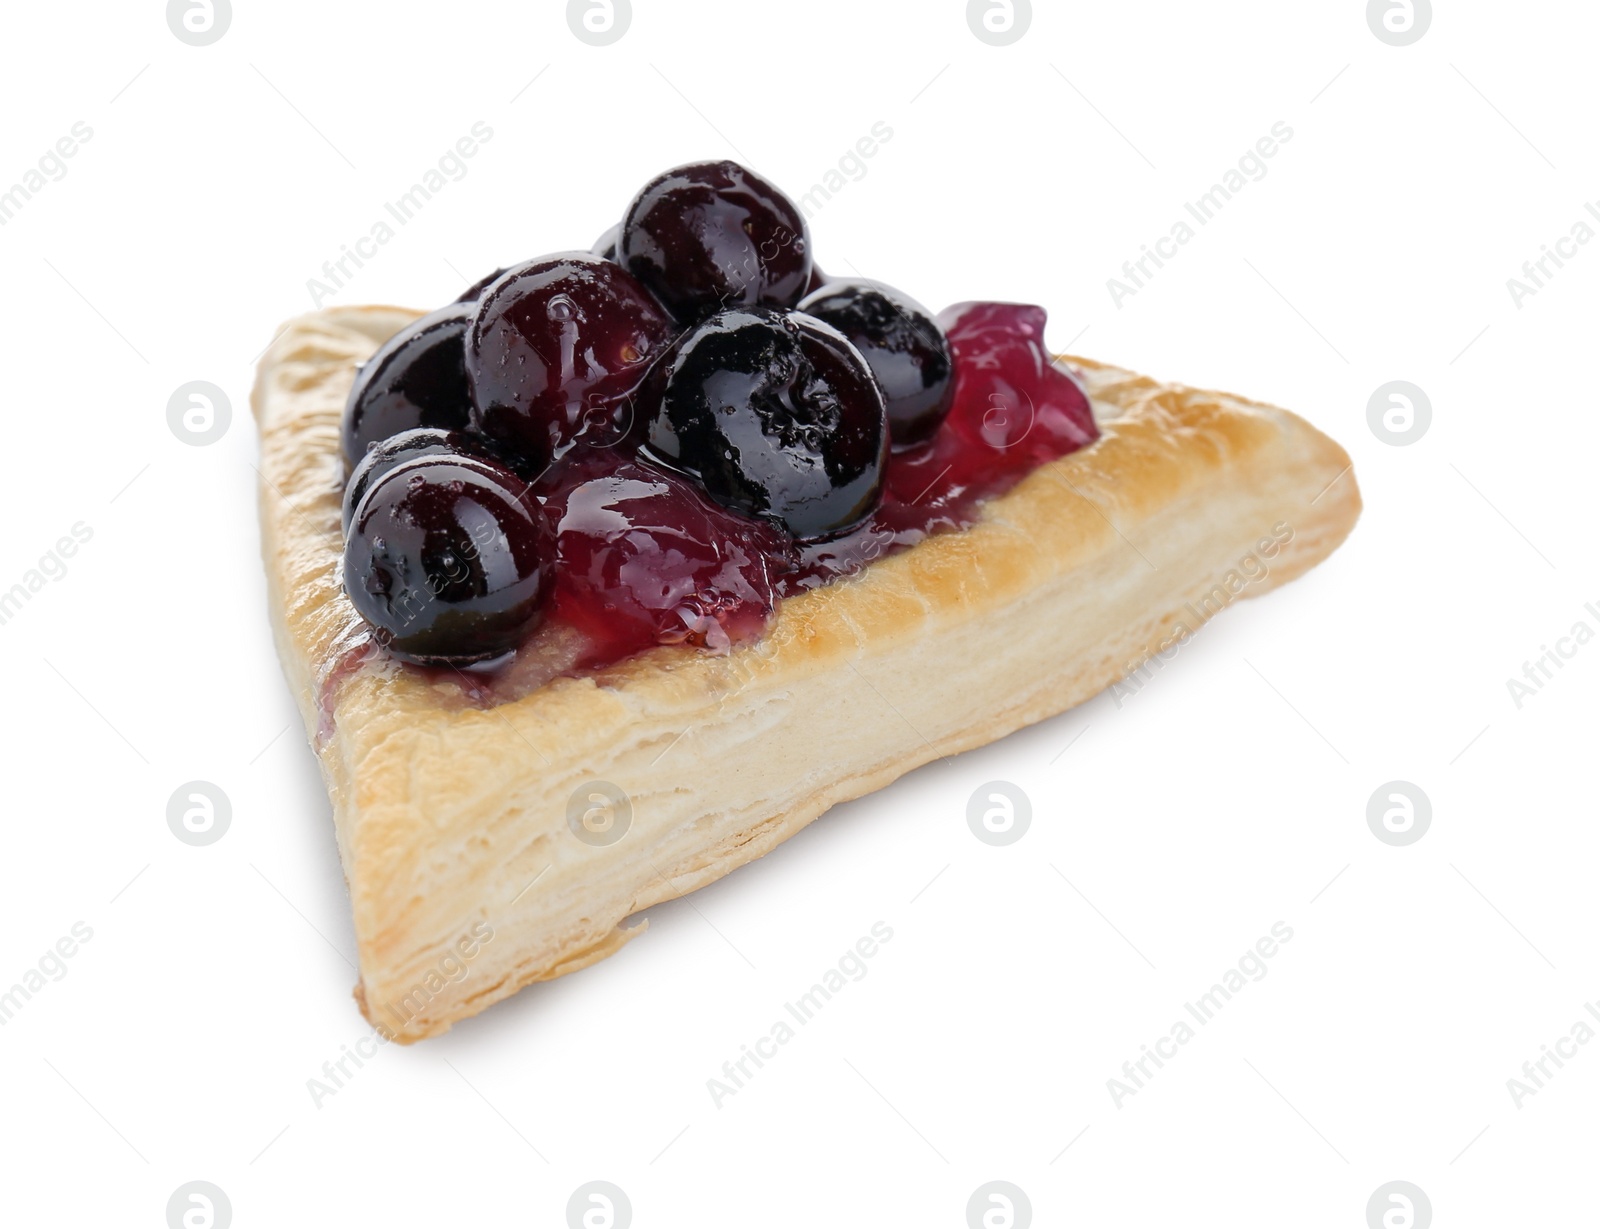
[523,302,1094,676]
[467,254,673,472]
[341,304,473,471]
[592,225,620,262]
[620,161,812,321]
[799,279,954,445]
[645,306,888,540]
[540,452,793,668]
[344,456,551,665]
[342,427,512,533]
[343,297,1099,692]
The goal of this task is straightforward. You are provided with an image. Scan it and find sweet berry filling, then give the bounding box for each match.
[541,453,793,668]
[335,161,1101,693]
[937,301,1098,463]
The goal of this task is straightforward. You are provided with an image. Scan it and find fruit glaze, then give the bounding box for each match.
[332,160,1100,710]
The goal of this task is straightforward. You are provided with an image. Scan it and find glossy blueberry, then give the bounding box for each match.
[619,161,812,321]
[341,304,473,471]
[342,427,511,533]
[344,455,552,665]
[466,254,673,472]
[799,279,954,445]
[645,306,888,539]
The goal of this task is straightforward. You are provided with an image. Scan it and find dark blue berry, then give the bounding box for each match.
[799,279,954,445]
[342,428,510,533]
[341,304,473,471]
[466,254,673,472]
[619,161,812,321]
[345,455,551,665]
[644,306,887,539]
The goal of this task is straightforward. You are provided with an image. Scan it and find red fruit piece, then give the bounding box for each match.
[540,453,795,667]
[936,301,1098,463]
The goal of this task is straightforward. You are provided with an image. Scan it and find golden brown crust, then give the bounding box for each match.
[252,306,1361,1042]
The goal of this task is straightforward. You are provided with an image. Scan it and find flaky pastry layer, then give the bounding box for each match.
[252,306,1360,1042]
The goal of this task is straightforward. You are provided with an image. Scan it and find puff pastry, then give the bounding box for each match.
[252,305,1360,1042]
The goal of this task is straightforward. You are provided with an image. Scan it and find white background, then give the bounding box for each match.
[0,1,1594,1225]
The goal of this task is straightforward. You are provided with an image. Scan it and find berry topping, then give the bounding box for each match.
[619,161,812,321]
[466,254,673,472]
[342,427,511,533]
[540,454,793,665]
[333,151,1111,688]
[341,303,473,471]
[645,306,888,540]
[799,279,954,446]
[344,456,551,666]
[936,302,1098,462]
[455,267,510,302]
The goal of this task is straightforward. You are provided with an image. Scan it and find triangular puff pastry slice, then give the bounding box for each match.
[252,306,1360,1042]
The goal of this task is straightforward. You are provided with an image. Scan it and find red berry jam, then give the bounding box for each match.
[539,453,796,669]
[338,301,1099,703]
